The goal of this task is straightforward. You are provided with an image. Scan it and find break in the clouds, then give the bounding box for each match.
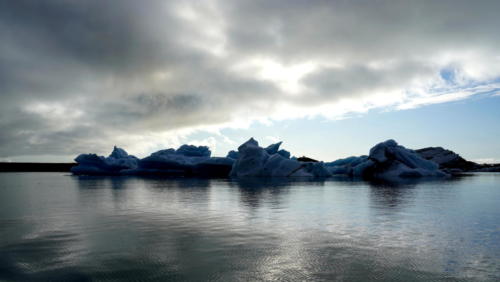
[1,0,499,159]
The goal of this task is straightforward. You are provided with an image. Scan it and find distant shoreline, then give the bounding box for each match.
[0,162,76,172]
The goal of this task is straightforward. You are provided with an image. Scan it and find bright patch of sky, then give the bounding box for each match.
[179,94,500,163]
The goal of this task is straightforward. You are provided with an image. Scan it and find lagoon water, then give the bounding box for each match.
[0,172,499,281]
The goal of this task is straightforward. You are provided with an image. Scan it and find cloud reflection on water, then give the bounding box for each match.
[2,173,496,281]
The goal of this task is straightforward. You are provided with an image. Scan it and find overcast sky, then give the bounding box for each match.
[1,0,500,162]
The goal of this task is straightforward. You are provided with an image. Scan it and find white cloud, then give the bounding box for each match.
[472,158,500,164]
[265,136,280,144]
[186,137,218,152]
[232,57,318,94]
[1,0,500,158]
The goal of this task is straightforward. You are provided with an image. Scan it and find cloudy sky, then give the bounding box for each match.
[1,0,500,162]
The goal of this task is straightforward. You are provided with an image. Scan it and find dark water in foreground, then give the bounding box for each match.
[0,173,499,281]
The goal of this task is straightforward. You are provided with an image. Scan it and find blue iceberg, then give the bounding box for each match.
[126,145,233,177]
[325,140,448,179]
[71,146,139,175]
[229,138,331,177]
[71,138,448,180]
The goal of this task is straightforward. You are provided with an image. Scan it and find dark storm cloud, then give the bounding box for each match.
[0,0,279,157]
[0,0,178,70]
[222,0,500,61]
[0,0,499,159]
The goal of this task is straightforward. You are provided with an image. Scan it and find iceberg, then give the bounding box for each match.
[415,147,478,172]
[70,138,448,179]
[175,144,211,157]
[127,145,234,177]
[265,142,282,155]
[264,142,291,158]
[341,140,448,179]
[226,150,240,159]
[277,149,291,159]
[325,156,369,175]
[71,146,139,175]
[229,138,332,177]
[72,145,234,177]
[194,157,235,177]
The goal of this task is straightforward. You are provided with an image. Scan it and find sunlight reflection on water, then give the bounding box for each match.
[0,173,499,281]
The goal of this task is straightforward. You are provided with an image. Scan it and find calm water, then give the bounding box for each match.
[0,173,499,281]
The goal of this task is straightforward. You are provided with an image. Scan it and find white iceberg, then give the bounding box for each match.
[71,146,139,175]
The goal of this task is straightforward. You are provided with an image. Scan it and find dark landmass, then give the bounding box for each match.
[473,163,500,172]
[415,147,500,173]
[415,147,478,172]
[297,156,319,162]
[0,162,76,172]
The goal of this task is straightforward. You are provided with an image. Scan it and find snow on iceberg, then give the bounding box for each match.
[71,146,139,175]
[229,138,331,177]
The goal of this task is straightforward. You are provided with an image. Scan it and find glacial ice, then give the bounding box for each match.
[176,144,211,157]
[416,147,461,165]
[325,156,369,175]
[71,146,139,175]
[229,138,331,177]
[263,142,291,159]
[277,149,291,159]
[226,150,240,159]
[71,138,448,180]
[127,145,233,176]
[324,140,448,179]
[357,140,447,179]
[415,147,478,172]
[265,142,282,155]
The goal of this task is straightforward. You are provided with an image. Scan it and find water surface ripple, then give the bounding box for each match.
[0,172,499,281]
